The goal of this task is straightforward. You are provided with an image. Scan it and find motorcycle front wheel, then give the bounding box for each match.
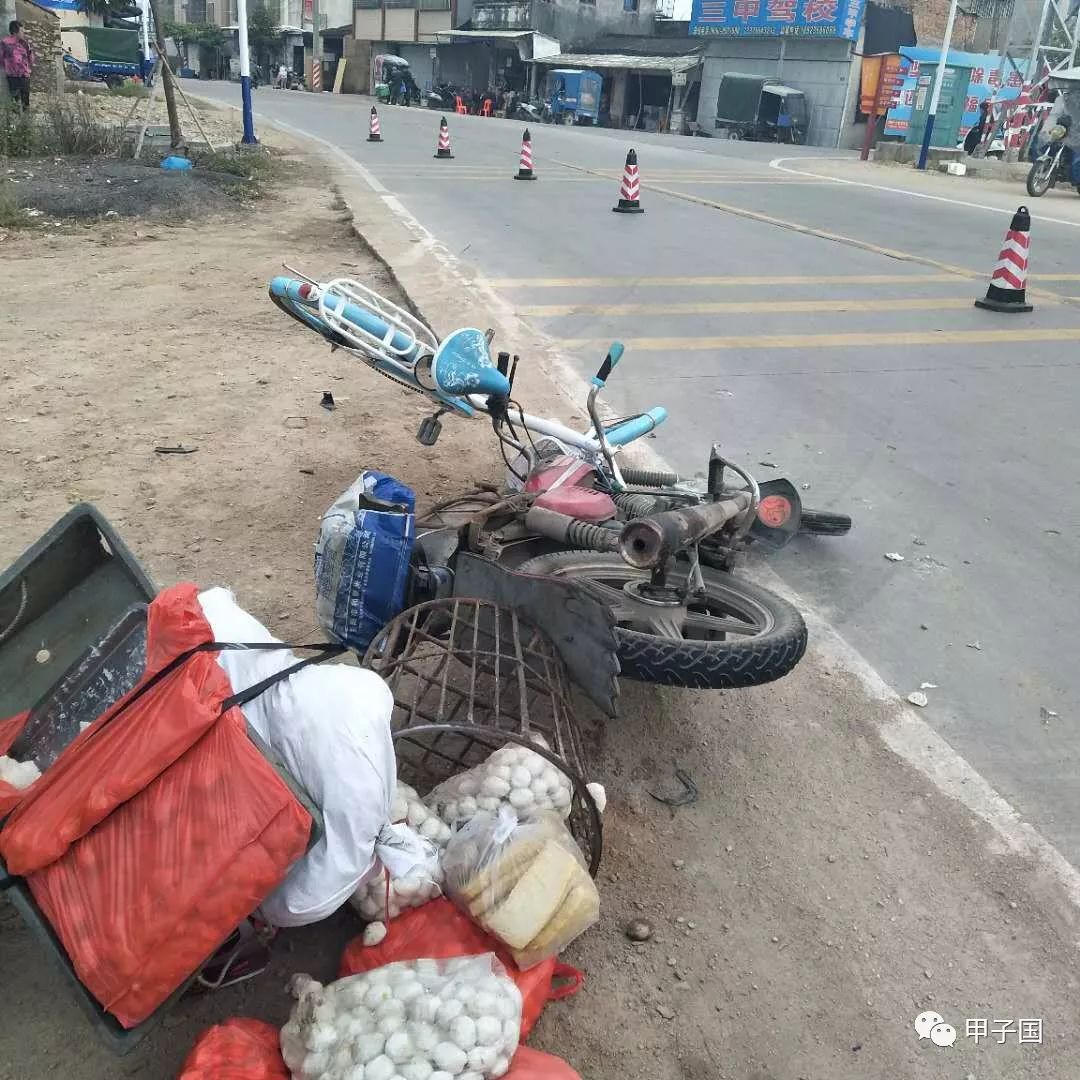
[515,552,807,689]
[1026,159,1055,197]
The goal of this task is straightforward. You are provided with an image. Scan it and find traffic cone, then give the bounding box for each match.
[367,106,382,143]
[434,117,454,159]
[513,128,536,180]
[612,149,644,214]
[975,205,1033,313]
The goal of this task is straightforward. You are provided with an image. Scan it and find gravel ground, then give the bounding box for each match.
[4,158,241,221]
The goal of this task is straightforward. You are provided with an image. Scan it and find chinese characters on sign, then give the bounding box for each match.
[690,0,864,38]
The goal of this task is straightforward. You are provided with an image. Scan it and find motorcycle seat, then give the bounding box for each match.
[431,328,511,399]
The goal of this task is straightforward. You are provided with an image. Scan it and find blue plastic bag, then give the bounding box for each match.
[314,471,416,652]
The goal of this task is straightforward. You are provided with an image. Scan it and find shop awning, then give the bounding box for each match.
[433,30,560,59]
[527,52,702,74]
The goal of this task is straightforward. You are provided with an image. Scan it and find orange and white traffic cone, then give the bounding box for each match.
[367,106,382,143]
[513,128,536,180]
[434,117,454,159]
[975,205,1033,313]
[612,148,643,214]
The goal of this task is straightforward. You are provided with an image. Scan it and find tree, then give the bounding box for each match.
[246,1,278,73]
[163,20,227,69]
[147,0,183,147]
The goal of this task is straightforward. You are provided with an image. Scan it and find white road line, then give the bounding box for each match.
[233,98,1080,928]
[769,155,1080,230]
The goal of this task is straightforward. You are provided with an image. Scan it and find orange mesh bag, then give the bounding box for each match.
[0,583,312,1028]
[178,1019,289,1079]
[0,711,31,817]
[0,584,225,875]
[27,707,311,1027]
[506,1047,582,1079]
[339,898,583,1039]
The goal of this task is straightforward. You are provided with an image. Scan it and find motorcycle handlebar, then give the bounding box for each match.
[618,491,753,569]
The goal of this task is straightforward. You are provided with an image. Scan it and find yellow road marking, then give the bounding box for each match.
[558,328,1080,351]
[519,297,986,317]
[488,273,960,289]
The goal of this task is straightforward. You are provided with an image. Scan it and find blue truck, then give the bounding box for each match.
[542,69,602,125]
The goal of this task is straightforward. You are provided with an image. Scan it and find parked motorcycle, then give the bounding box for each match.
[426,84,459,110]
[268,272,851,690]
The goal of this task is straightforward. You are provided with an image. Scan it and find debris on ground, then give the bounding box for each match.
[884,552,905,562]
[907,692,929,707]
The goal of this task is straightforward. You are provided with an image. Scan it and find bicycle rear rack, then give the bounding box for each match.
[317,277,440,383]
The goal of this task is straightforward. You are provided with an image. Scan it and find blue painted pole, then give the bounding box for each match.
[916,0,959,170]
[236,0,258,145]
[240,74,257,144]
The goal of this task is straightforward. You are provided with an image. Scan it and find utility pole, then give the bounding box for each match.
[311,0,321,93]
[147,0,184,148]
[916,0,960,170]
[236,0,258,142]
[139,0,151,63]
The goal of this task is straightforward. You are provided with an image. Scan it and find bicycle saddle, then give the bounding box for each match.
[431,328,511,399]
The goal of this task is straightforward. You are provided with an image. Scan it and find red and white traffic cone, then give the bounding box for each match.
[975,205,1033,313]
[612,148,643,214]
[367,106,382,143]
[513,128,536,180]
[434,116,454,159]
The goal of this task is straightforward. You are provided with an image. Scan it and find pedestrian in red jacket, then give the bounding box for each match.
[1,21,36,110]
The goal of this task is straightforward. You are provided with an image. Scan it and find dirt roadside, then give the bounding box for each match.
[0,131,1078,1080]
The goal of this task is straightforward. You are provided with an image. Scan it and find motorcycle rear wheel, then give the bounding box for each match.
[515,551,807,689]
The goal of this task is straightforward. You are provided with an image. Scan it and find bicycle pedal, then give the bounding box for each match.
[417,414,442,446]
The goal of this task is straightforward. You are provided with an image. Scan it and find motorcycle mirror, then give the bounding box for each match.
[497,350,510,376]
[509,355,519,391]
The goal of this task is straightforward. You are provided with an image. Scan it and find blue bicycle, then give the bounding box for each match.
[270,270,850,689]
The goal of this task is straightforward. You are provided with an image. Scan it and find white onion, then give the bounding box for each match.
[474,1016,502,1046]
[377,996,407,1018]
[356,1033,387,1063]
[458,796,478,818]
[470,991,497,1020]
[467,1045,497,1072]
[432,1042,468,1074]
[480,775,511,798]
[501,1018,519,1044]
[401,1062,434,1080]
[490,1057,510,1078]
[507,788,534,810]
[476,796,501,813]
[457,775,481,797]
[435,999,464,1028]
[365,1055,397,1080]
[378,1013,406,1037]
[406,803,430,827]
[409,1020,441,1053]
[385,1031,415,1064]
[306,1021,337,1052]
[342,1066,367,1080]
[430,1073,455,1080]
[449,1014,477,1051]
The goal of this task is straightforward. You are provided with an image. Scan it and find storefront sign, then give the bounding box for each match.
[690,0,865,39]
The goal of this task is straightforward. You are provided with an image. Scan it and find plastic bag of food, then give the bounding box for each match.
[281,954,522,1079]
[178,1018,289,1079]
[425,744,573,827]
[348,812,445,923]
[339,898,585,1040]
[442,808,599,970]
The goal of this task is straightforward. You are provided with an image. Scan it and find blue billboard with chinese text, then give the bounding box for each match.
[690,0,864,39]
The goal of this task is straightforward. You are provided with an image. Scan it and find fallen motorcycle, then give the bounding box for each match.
[268,271,851,689]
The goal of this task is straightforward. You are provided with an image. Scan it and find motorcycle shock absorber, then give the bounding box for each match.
[619,465,681,488]
[612,491,673,518]
[523,507,620,553]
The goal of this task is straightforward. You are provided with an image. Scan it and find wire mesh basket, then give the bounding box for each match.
[363,597,602,874]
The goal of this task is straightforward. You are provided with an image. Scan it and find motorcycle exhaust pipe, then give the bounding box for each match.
[619,492,752,570]
[523,507,620,553]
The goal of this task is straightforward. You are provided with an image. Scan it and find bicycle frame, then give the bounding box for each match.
[271,269,669,492]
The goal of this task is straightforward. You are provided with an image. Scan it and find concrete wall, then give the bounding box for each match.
[697,37,854,147]
[340,34,372,90]
[355,8,383,38]
[384,7,416,40]
[472,0,656,48]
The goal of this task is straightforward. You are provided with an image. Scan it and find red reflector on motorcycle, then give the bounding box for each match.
[758,495,792,528]
[298,283,314,299]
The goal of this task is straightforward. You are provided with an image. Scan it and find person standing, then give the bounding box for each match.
[1,20,35,110]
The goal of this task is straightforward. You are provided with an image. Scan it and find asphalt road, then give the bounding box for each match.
[200,85,1080,865]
